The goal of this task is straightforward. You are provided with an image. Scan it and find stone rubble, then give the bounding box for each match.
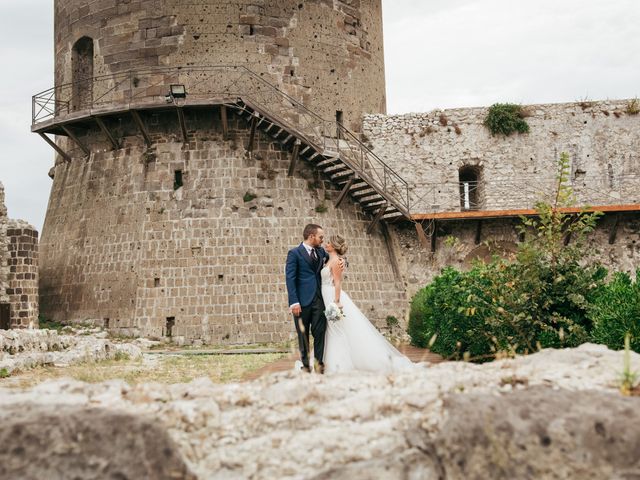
[0,328,142,373]
[0,343,638,479]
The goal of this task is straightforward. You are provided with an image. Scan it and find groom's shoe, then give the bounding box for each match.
[317,362,325,375]
[302,365,311,373]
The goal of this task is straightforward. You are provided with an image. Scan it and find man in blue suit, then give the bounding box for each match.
[285,224,332,373]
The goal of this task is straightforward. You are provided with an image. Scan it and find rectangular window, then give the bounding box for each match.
[165,317,175,337]
[174,170,183,190]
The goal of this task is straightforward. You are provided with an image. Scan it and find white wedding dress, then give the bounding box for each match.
[321,266,416,374]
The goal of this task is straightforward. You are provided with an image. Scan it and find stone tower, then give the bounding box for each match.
[34,0,409,344]
[53,0,386,131]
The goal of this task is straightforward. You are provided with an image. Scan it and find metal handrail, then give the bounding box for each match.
[32,65,411,216]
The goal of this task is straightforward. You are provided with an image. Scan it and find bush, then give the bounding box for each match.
[408,266,498,360]
[408,153,607,360]
[483,103,530,136]
[590,271,640,352]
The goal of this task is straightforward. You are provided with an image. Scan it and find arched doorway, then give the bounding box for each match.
[71,37,94,110]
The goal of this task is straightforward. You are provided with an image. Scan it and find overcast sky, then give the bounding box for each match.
[1,0,639,231]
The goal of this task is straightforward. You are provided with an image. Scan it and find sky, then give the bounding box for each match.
[0,0,639,231]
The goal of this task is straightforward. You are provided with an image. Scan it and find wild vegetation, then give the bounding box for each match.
[409,153,638,360]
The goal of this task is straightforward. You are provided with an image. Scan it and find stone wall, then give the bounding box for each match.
[6,220,39,329]
[40,109,405,344]
[0,184,8,307]
[391,214,640,300]
[54,0,385,131]
[364,99,640,213]
[0,183,40,329]
[364,99,640,299]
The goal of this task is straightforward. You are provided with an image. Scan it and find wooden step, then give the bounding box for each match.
[361,200,386,210]
[316,157,341,168]
[323,164,350,174]
[359,193,382,203]
[352,188,375,198]
[351,182,372,193]
[330,169,354,182]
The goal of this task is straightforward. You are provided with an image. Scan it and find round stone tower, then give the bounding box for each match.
[53,0,386,131]
[36,0,408,344]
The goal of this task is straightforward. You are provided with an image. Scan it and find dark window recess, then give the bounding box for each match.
[174,170,183,190]
[0,303,9,330]
[249,24,255,35]
[458,166,482,211]
[165,317,175,337]
[336,110,344,139]
[154,277,160,287]
[71,36,94,110]
[103,318,110,329]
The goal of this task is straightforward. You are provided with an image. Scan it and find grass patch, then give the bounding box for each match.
[38,317,67,332]
[0,368,9,378]
[626,98,640,115]
[0,353,287,389]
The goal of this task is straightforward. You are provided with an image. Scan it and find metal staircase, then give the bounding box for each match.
[31,65,411,227]
[230,97,409,226]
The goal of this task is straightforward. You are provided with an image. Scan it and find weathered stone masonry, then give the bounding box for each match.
[54,0,385,131]
[365,100,640,297]
[0,183,39,329]
[41,112,405,343]
[38,1,640,342]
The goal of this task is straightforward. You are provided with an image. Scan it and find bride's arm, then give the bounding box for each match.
[331,260,343,307]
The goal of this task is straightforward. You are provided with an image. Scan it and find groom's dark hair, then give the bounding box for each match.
[303,224,322,240]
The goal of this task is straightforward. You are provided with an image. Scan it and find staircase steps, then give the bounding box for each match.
[231,98,411,227]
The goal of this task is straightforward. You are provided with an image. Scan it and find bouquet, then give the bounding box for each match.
[324,302,345,322]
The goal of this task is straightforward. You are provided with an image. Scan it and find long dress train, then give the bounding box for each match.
[321,266,415,374]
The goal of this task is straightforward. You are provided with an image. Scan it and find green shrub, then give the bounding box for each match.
[590,271,640,352]
[0,368,9,378]
[408,153,607,361]
[408,266,496,360]
[483,103,530,136]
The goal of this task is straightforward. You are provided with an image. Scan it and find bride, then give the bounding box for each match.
[321,235,416,374]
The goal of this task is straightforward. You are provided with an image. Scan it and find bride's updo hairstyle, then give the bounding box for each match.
[329,235,348,256]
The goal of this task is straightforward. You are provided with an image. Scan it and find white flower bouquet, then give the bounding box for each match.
[324,302,345,322]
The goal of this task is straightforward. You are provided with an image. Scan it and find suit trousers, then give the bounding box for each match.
[293,291,327,367]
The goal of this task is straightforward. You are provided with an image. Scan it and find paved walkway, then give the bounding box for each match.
[244,345,443,381]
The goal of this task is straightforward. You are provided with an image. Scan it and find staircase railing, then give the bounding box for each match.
[32,65,410,217]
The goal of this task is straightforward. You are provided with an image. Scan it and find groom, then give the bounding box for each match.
[285,224,331,373]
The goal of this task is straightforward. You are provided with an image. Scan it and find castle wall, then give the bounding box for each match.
[0,184,40,329]
[366,99,640,298]
[392,214,640,300]
[364,100,640,213]
[0,184,9,306]
[40,111,405,344]
[54,0,385,131]
[6,220,39,329]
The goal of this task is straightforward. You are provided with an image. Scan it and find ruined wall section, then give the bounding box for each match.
[40,112,405,344]
[364,100,640,213]
[393,213,640,301]
[54,0,385,131]
[6,220,39,329]
[0,184,9,306]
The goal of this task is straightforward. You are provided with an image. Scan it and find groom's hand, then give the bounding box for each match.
[291,304,302,316]
[338,257,346,271]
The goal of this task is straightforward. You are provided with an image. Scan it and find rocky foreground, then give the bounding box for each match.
[0,328,143,373]
[1,341,639,479]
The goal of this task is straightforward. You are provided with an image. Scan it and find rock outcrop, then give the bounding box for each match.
[0,343,638,479]
[0,404,196,480]
[0,329,142,373]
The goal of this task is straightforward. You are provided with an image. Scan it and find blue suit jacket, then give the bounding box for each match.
[286,244,329,308]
